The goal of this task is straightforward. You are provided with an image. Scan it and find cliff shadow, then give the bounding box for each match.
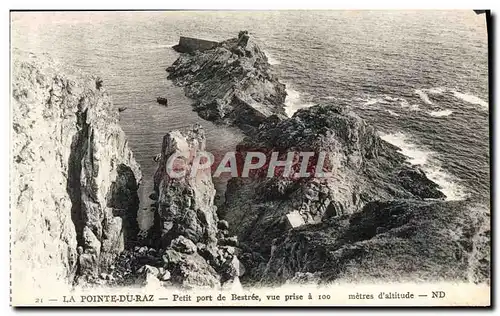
[106,163,140,250]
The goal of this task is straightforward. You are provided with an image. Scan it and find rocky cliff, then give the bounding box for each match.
[221,104,445,239]
[150,125,242,288]
[11,51,142,291]
[259,200,490,285]
[108,125,243,289]
[167,31,288,133]
[163,33,490,287]
[220,104,489,285]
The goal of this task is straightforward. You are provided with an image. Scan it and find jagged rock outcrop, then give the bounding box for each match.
[164,31,489,287]
[107,125,242,289]
[219,103,462,283]
[167,31,287,133]
[11,51,141,291]
[258,200,490,285]
[222,104,445,236]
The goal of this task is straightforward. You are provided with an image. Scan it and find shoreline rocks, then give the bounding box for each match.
[216,104,489,285]
[221,104,447,239]
[156,97,168,106]
[12,31,490,291]
[166,32,288,133]
[108,124,244,289]
[11,50,142,290]
[258,200,490,285]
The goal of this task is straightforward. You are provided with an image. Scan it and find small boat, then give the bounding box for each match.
[118,107,127,112]
[157,97,168,106]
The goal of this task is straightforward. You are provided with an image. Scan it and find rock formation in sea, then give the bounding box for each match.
[165,33,490,286]
[167,31,288,134]
[109,125,243,289]
[11,51,142,291]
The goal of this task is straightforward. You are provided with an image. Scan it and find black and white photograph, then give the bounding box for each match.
[8,9,491,307]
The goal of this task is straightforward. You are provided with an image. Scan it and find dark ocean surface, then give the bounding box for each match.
[11,11,489,229]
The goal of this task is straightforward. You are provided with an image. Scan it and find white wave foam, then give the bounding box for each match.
[391,97,410,108]
[428,109,453,117]
[415,89,433,105]
[452,91,488,110]
[384,96,399,102]
[265,51,281,65]
[162,43,179,48]
[380,132,468,201]
[285,87,315,117]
